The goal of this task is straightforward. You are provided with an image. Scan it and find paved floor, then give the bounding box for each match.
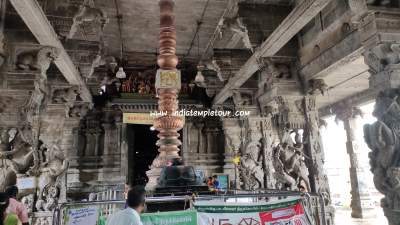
[334,208,388,225]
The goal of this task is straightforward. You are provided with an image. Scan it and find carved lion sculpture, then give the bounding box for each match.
[308,79,328,96]
[52,86,80,106]
[16,46,59,71]
[69,103,91,118]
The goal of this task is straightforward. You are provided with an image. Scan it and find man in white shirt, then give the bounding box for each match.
[106,186,145,225]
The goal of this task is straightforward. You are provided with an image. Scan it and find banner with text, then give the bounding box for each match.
[123,113,154,125]
[141,210,197,225]
[194,198,312,225]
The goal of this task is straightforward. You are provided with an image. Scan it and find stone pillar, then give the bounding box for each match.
[102,123,117,166]
[119,123,129,182]
[334,104,373,218]
[196,122,205,154]
[205,127,213,154]
[59,117,80,202]
[259,83,334,223]
[260,116,276,189]
[360,8,400,225]
[222,118,242,189]
[102,123,111,154]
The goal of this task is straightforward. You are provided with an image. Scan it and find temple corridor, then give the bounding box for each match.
[1,0,400,225]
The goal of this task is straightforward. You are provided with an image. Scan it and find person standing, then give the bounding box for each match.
[212,175,220,190]
[106,186,145,225]
[0,192,18,225]
[5,186,29,225]
[124,183,133,200]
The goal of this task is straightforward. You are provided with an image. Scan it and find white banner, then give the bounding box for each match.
[194,198,312,225]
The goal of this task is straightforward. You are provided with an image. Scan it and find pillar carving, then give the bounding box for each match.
[303,96,335,224]
[260,116,276,189]
[240,117,265,190]
[259,85,334,223]
[362,8,400,225]
[334,103,373,218]
[222,118,242,189]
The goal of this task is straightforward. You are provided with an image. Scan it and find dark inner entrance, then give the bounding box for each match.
[127,124,158,186]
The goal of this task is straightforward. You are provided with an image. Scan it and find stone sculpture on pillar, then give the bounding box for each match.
[36,144,68,211]
[364,89,400,224]
[260,117,276,188]
[0,126,40,190]
[222,118,242,189]
[241,127,264,190]
[273,129,310,191]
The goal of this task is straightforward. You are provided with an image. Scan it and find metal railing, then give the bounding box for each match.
[53,192,327,225]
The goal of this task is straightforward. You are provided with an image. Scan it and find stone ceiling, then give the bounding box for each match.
[91,0,229,59]
[316,56,370,109]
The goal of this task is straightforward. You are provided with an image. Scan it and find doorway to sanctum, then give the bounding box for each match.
[126,124,158,186]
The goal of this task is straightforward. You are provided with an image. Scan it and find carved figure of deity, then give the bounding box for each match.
[0,126,42,190]
[273,129,311,191]
[240,129,264,190]
[36,144,68,211]
[0,129,17,191]
[273,145,296,190]
[21,194,34,213]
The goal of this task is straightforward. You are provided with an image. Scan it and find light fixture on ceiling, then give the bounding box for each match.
[114,0,126,79]
[194,26,206,87]
[194,65,205,84]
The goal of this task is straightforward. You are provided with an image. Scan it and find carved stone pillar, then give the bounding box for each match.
[60,118,80,201]
[196,122,205,154]
[102,123,115,166]
[205,127,214,154]
[259,83,334,223]
[222,118,242,189]
[119,122,129,182]
[361,8,400,225]
[260,116,276,189]
[334,104,373,218]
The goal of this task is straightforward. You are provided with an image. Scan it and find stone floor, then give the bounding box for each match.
[334,208,388,225]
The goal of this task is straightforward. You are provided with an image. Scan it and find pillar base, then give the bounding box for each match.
[145,167,162,192]
[383,206,400,225]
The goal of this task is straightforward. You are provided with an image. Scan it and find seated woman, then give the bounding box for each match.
[0,192,19,225]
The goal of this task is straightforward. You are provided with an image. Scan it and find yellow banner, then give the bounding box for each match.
[123,113,154,125]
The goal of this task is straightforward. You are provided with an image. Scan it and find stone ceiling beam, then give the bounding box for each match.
[9,0,92,102]
[213,0,332,105]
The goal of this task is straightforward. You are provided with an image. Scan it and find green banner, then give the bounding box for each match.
[141,210,197,225]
